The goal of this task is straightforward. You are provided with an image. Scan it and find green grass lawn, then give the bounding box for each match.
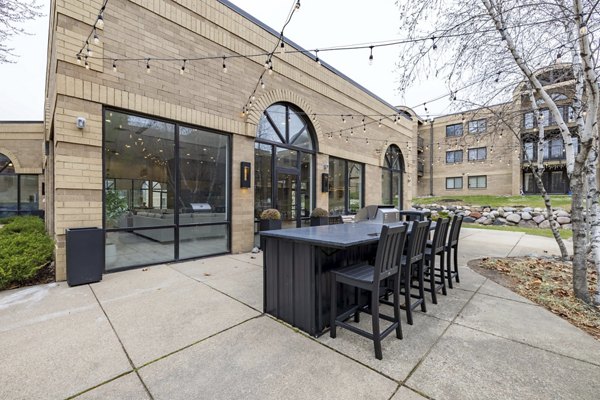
[463,223,573,240]
[415,195,572,211]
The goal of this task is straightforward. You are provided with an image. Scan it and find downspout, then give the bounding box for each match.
[429,119,434,196]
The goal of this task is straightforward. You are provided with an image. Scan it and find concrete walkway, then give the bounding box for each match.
[0,229,598,399]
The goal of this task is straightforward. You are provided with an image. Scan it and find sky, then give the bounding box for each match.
[0,0,450,121]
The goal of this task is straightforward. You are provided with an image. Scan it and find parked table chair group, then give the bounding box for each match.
[329,214,464,360]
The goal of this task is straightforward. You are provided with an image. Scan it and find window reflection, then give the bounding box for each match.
[103,110,230,270]
[0,153,40,217]
[328,157,363,215]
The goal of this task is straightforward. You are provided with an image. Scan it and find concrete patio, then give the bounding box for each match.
[1,228,598,399]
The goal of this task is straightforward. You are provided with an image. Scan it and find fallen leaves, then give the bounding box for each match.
[475,256,600,340]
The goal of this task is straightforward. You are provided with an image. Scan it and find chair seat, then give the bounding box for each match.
[332,263,374,283]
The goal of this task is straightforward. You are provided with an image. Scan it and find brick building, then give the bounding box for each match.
[38,0,416,279]
[416,65,577,197]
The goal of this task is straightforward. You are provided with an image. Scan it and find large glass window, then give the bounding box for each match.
[328,157,364,215]
[0,153,40,217]
[382,145,404,208]
[254,103,316,230]
[104,110,230,271]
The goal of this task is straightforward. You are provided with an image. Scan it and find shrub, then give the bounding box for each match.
[260,209,281,220]
[310,207,329,218]
[0,217,54,290]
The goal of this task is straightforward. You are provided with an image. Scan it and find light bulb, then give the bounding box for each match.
[368,46,374,66]
[112,61,117,72]
[87,46,92,57]
[222,57,227,73]
[260,80,265,89]
[580,24,588,35]
[180,60,186,75]
[146,61,151,74]
[295,1,300,10]
[93,31,100,45]
[268,65,273,75]
[96,15,104,29]
[264,59,270,69]
[85,59,90,70]
[76,55,82,65]
[280,42,285,54]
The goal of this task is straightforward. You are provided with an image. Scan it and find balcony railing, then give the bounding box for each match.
[417,161,424,176]
[417,136,424,152]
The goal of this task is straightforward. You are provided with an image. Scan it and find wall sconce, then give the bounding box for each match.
[321,173,329,192]
[240,162,251,188]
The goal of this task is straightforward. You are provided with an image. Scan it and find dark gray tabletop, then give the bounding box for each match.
[260,221,426,249]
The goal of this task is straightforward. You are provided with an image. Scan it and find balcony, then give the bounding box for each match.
[417,136,424,152]
[417,160,424,176]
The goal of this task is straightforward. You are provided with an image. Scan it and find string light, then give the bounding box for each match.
[342,115,346,124]
[96,13,104,29]
[93,29,100,45]
[84,56,89,70]
[222,57,227,73]
[295,0,300,10]
[180,59,186,74]
[260,79,265,89]
[146,59,151,73]
[315,49,321,65]
[268,64,274,75]
[368,46,374,65]
[112,60,117,72]
[280,40,286,54]
[264,59,270,69]
[76,54,82,65]
[87,44,92,57]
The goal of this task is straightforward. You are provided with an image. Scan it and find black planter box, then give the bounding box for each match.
[66,227,104,286]
[260,219,282,231]
[310,216,329,226]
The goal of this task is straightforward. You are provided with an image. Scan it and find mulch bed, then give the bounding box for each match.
[3,262,56,291]
[469,257,600,340]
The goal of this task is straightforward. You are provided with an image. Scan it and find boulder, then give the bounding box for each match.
[556,216,571,224]
[534,207,543,213]
[521,212,532,220]
[533,215,545,224]
[463,206,471,211]
[482,218,493,225]
[483,207,491,212]
[493,218,507,226]
[507,221,517,226]
[483,212,490,217]
[463,216,476,223]
[522,207,533,213]
[476,216,487,224]
[491,210,499,217]
[470,211,482,219]
[506,213,521,224]
[556,210,570,218]
[504,207,515,212]
[518,220,537,228]
[539,220,560,229]
[464,210,471,216]
[497,207,504,214]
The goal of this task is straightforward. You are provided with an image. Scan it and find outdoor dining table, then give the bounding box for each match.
[260,220,435,337]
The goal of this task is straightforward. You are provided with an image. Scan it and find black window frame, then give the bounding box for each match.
[468,147,487,161]
[328,156,365,215]
[102,107,233,272]
[468,119,487,134]
[445,123,463,137]
[446,176,463,190]
[446,150,463,164]
[468,175,487,189]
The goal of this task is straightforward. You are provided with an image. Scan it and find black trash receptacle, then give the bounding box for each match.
[66,227,104,286]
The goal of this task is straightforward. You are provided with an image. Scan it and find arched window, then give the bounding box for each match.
[0,153,39,217]
[255,103,316,229]
[382,145,404,209]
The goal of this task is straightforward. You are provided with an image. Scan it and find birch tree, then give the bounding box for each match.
[396,0,599,303]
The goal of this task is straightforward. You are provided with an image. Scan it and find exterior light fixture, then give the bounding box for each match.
[240,162,251,188]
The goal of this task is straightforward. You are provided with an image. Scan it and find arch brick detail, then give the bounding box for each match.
[245,89,323,143]
[0,148,22,173]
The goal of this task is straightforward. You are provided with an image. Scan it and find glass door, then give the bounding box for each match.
[276,171,300,228]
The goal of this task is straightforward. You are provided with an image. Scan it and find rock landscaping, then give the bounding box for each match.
[412,203,573,230]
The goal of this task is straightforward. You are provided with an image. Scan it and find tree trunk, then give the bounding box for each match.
[586,149,600,305]
[570,167,591,303]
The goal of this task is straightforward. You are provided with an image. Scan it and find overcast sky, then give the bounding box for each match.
[0,0,450,121]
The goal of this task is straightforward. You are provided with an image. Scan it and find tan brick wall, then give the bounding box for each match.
[417,107,519,198]
[45,0,415,278]
[0,122,44,174]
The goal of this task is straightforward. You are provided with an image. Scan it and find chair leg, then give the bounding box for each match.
[446,248,454,289]
[418,260,427,312]
[371,290,382,360]
[428,257,438,304]
[393,275,403,340]
[454,245,460,283]
[354,287,360,323]
[330,278,337,338]
[403,266,413,325]
[440,252,447,296]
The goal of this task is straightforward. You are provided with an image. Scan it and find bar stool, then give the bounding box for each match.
[445,215,464,288]
[330,224,407,360]
[398,220,430,325]
[423,218,450,304]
